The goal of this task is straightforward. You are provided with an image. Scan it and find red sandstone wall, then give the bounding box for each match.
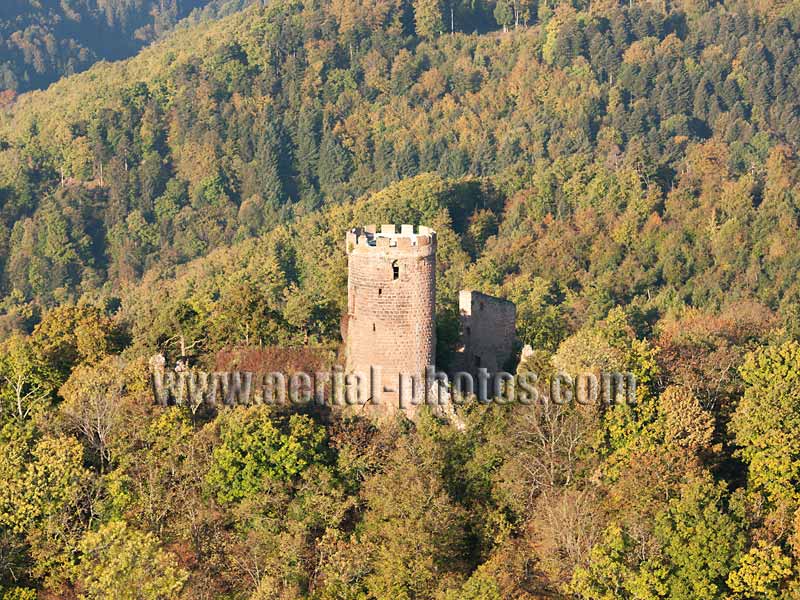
[345,225,436,412]
[454,290,516,377]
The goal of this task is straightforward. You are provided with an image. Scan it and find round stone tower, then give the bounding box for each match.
[345,224,436,415]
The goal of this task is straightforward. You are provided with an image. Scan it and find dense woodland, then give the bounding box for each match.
[3,0,800,598]
[0,0,258,93]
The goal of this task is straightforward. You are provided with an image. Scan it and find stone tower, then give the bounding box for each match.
[345,224,436,414]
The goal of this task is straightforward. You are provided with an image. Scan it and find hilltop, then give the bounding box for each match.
[3,1,800,597]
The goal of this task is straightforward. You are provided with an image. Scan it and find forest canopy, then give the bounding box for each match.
[3,0,800,598]
[0,0,258,93]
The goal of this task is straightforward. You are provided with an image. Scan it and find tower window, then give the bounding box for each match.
[373,323,376,332]
[378,288,382,296]
[392,260,399,280]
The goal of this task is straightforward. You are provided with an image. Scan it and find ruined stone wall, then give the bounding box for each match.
[453,290,516,377]
[345,225,436,414]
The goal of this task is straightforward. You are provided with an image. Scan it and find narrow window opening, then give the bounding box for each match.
[466,326,471,336]
[392,260,399,280]
[373,323,376,332]
[378,288,382,296]
[474,355,481,367]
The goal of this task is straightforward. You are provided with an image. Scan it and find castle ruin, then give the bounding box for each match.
[344,225,437,416]
[452,290,517,378]
[344,224,516,417]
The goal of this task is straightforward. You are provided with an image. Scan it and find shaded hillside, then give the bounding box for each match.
[3,0,800,317]
[0,0,257,93]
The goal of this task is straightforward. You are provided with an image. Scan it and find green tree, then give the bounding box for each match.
[504,275,566,353]
[730,341,800,506]
[32,304,123,384]
[414,0,443,39]
[0,424,86,535]
[205,407,328,504]
[0,334,54,421]
[568,524,636,599]
[727,542,794,600]
[74,521,188,600]
[493,0,513,32]
[0,423,89,586]
[358,434,469,599]
[653,476,745,600]
[317,128,352,198]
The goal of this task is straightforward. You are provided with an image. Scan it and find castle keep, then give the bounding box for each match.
[345,225,437,414]
[344,224,516,416]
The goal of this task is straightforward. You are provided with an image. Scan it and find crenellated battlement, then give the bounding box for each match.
[347,224,436,253]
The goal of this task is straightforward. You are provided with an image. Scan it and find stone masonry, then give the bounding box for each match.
[344,225,436,415]
[344,225,516,417]
[452,290,517,379]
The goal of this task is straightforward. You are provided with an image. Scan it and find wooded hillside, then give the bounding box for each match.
[3,1,800,598]
[0,0,256,93]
